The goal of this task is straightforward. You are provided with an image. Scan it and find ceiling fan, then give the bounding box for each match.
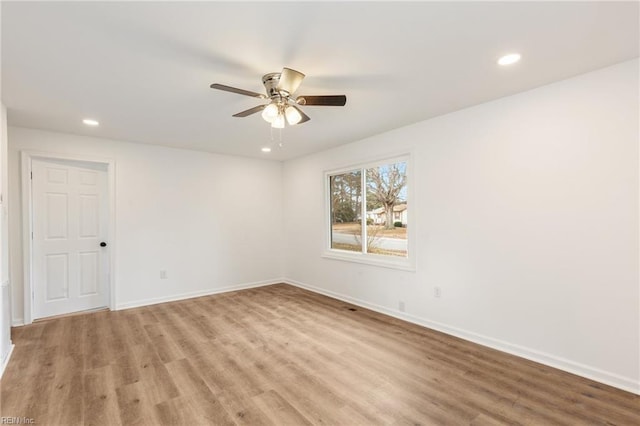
[210,67,347,128]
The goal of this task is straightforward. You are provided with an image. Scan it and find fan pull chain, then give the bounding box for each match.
[270,126,283,148]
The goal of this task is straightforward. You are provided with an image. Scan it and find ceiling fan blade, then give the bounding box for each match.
[276,67,305,95]
[296,95,347,106]
[210,83,266,99]
[232,104,266,117]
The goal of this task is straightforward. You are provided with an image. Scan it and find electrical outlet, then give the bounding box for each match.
[434,286,441,298]
[399,301,406,312]
[160,270,167,279]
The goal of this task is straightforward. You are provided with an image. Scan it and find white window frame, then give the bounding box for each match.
[323,153,415,271]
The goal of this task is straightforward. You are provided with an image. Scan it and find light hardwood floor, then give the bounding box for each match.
[1,284,638,425]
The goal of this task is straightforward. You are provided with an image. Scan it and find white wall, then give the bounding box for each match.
[1,104,14,377]
[283,59,640,393]
[8,127,284,322]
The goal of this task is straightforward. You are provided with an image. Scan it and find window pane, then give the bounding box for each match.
[330,170,362,253]
[365,162,408,257]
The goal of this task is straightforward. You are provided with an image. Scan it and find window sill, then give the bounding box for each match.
[322,250,416,272]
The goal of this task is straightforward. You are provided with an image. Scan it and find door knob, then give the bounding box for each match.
[100,242,107,247]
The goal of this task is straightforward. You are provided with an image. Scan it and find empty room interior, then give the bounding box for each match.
[0,1,639,425]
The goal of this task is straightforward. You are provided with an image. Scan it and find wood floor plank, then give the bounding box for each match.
[45,372,84,426]
[130,344,180,406]
[164,358,236,425]
[1,283,638,425]
[110,348,141,389]
[83,314,110,370]
[153,395,201,425]
[252,389,314,426]
[114,381,159,426]
[120,311,149,347]
[83,365,121,426]
[218,391,274,426]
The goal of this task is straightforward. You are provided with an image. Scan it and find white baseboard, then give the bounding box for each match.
[0,343,15,379]
[116,278,283,311]
[284,278,640,396]
[11,318,24,327]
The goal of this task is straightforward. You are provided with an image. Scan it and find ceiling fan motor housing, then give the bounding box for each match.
[262,73,283,99]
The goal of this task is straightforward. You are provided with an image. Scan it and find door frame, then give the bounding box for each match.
[21,151,116,325]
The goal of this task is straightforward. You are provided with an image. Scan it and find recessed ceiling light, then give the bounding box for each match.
[82,118,99,126]
[261,147,271,153]
[498,53,521,66]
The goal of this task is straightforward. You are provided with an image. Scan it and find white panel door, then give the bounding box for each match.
[31,158,109,319]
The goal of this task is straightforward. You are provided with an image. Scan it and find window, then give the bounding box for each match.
[326,156,412,269]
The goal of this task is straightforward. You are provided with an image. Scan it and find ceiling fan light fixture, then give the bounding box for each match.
[210,67,346,128]
[285,105,302,125]
[261,103,279,123]
[271,113,285,129]
[277,68,306,96]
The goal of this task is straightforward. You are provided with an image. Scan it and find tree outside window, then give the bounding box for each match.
[329,160,407,258]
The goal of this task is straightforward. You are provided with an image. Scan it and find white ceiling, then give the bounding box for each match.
[2,1,638,161]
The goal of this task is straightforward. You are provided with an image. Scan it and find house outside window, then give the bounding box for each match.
[325,155,414,270]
